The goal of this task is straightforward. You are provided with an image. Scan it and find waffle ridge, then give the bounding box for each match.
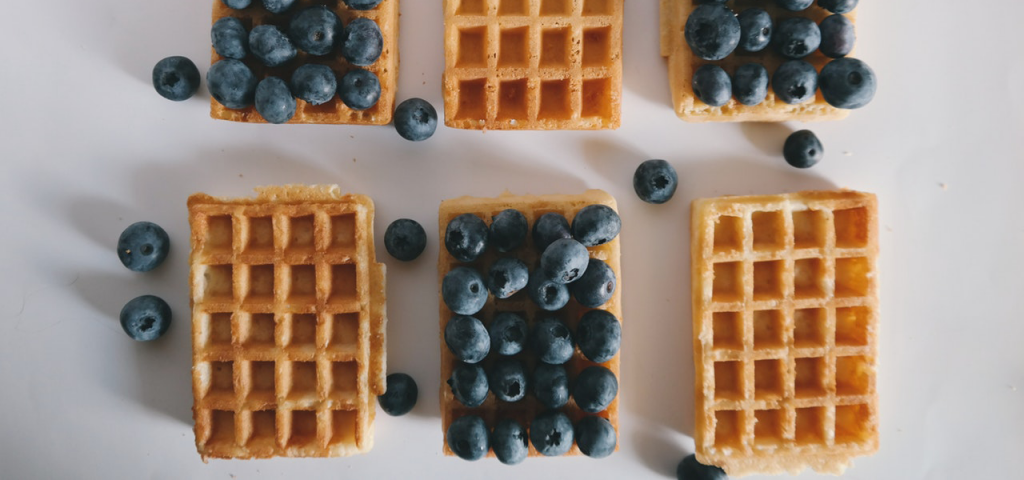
[438,190,622,458]
[691,190,879,476]
[660,0,855,122]
[189,185,387,460]
[443,0,623,130]
[210,0,399,125]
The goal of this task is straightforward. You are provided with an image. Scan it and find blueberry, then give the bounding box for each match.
[342,17,383,66]
[575,416,617,458]
[447,415,489,461]
[532,213,572,252]
[152,56,200,102]
[255,77,296,124]
[343,0,383,10]
[220,0,251,9]
[573,366,618,413]
[212,17,248,60]
[677,454,727,480]
[572,205,621,247]
[819,57,876,109]
[261,0,296,14]
[377,373,418,416]
[527,270,570,311]
[384,218,427,261]
[529,411,574,457]
[444,315,490,363]
[442,267,488,316]
[249,25,297,67]
[119,295,171,341]
[489,209,528,252]
[692,64,731,107]
[819,14,855,58]
[447,362,489,407]
[783,130,824,169]
[289,6,342,56]
[487,258,529,299]
[737,8,772,53]
[531,317,575,365]
[445,213,488,262]
[571,258,616,308]
[541,238,590,284]
[684,4,741,61]
[820,0,859,14]
[532,363,569,409]
[772,60,818,105]
[732,63,769,106]
[207,59,258,109]
[117,221,170,272]
[290,63,337,106]
[338,69,381,110]
[773,17,820,59]
[489,359,528,402]
[491,419,528,465]
[577,310,622,363]
[394,98,438,141]
[633,159,678,205]
[775,0,813,11]
[489,312,528,356]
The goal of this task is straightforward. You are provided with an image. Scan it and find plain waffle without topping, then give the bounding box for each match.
[210,0,399,125]
[438,190,622,457]
[443,0,623,130]
[691,190,879,476]
[660,0,855,122]
[189,185,386,460]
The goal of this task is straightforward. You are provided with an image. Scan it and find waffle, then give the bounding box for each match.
[442,0,623,130]
[438,190,622,457]
[188,185,387,460]
[210,0,399,125]
[660,0,855,122]
[690,190,879,476]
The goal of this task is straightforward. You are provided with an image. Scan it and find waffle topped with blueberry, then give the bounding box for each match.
[209,0,399,124]
[438,190,623,462]
[188,185,387,459]
[442,0,624,130]
[690,190,879,475]
[661,0,875,122]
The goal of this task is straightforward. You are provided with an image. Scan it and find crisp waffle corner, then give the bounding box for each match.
[210,0,400,125]
[690,190,879,476]
[442,0,623,130]
[438,190,622,457]
[188,185,387,460]
[660,0,854,123]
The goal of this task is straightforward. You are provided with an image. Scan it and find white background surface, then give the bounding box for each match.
[1,1,1022,479]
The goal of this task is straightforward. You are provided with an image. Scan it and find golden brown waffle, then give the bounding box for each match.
[660,0,855,122]
[210,0,399,125]
[442,0,623,130]
[438,190,622,457]
[188,185,387,460]
[691,190,879,476]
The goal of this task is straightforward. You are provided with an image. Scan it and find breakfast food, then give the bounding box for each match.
[783,130,824,169]
[691,190,879,475]
[633,159,679,205]
[188,185,387,459]
[438,190,622,459]
[442,0,624,130]
[118,221,170,272]
[153,56,201,101]
[377,373,418,416]
[660,0,873,122]
[394,98,439,141]
[209,0,399,125]
[120,295,172,342]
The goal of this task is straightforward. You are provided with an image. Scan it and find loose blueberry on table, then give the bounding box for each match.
[783,130,824,169]
[117,221,170,272]
[394,98,438,142]
[152,56,200,102]
[633,159,678,204]
[384,218,427,262]
[120,295,172,341]
[677,454,728,480]
[377,373,418,416]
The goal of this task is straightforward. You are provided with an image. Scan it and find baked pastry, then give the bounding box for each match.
[691,190,879,475]
[188,185,386,459]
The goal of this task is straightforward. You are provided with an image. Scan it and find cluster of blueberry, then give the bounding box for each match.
[685,0,876,110]
[441,205,623,463]
[210,0,385,124]
[115,222,173,342]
